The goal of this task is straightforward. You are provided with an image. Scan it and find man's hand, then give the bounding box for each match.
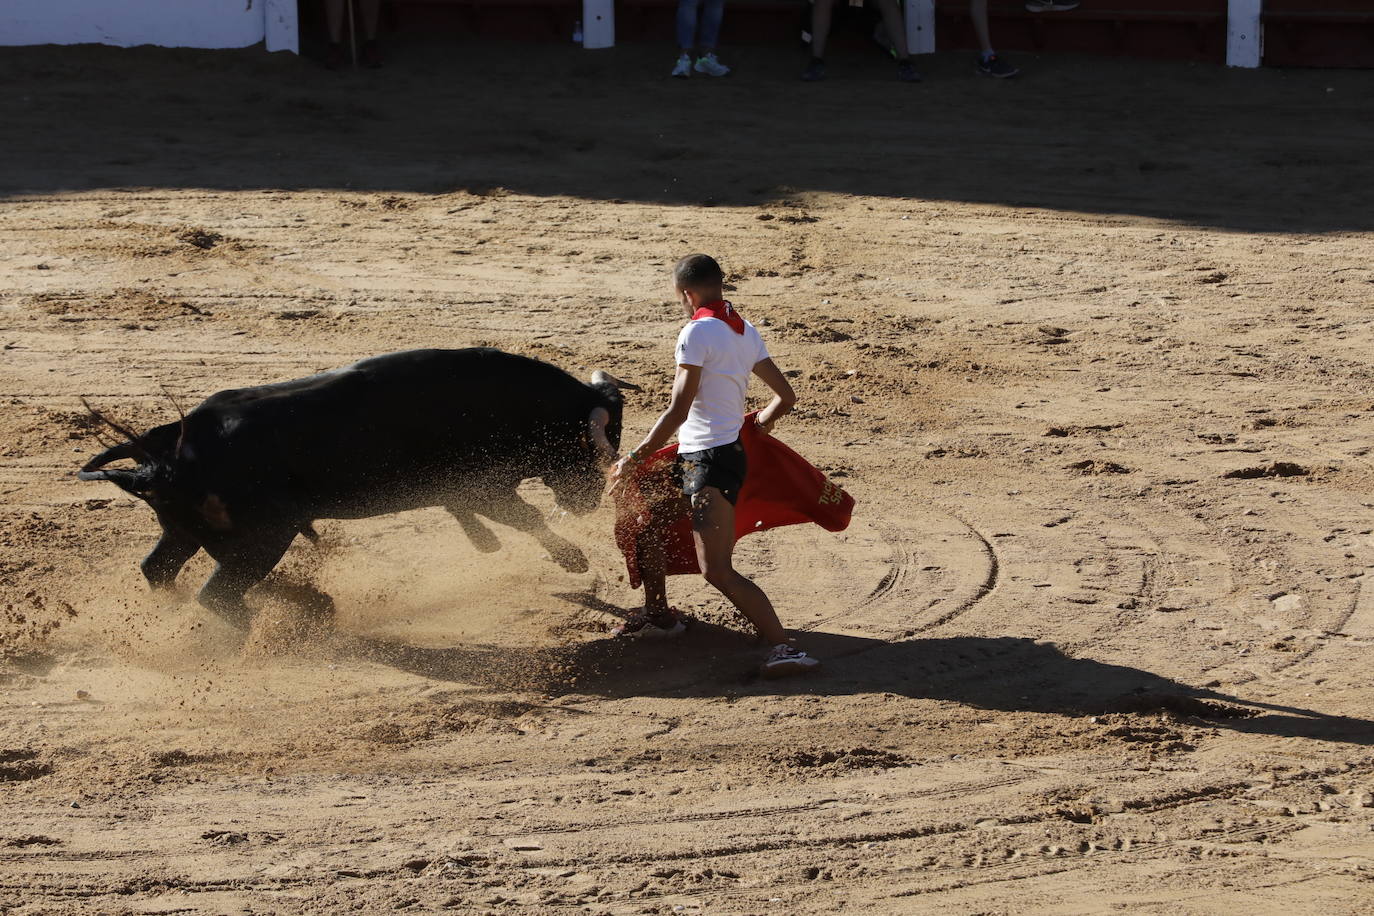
[751,358,796,437]
[607,454,636,499]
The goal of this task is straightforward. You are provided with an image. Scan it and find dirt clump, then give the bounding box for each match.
[1221,461,1312,479]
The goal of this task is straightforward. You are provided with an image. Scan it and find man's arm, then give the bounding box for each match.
[609,364,702,488]
[751,358,796,435]
[633,363,702,457]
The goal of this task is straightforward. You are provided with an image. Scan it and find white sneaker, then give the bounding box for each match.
[694,53,730,77]
[760,644,821,678]
[671,54,692,78]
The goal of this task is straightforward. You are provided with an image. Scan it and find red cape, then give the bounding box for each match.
[613,416,855,589]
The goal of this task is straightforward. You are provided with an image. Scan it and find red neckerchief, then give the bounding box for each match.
[692,300,746,335]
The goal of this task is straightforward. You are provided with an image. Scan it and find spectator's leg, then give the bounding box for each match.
[970,0,994,54]
[677,0,701,54]
[698,0,725,51]
[810,0,836,59]
[325,0,345,42]
[360,0,381,40]
[875,0,912,58]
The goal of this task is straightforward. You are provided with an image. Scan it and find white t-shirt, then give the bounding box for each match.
[674,315,770,452]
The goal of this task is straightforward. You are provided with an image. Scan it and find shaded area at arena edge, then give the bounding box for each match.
[1,40,1371,233]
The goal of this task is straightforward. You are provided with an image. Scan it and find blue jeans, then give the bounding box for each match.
[677,0,724,50]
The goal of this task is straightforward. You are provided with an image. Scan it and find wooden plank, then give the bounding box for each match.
[582,0,614,47]
[265,0,299,54]
[906,0,936,55]
[1227,0,1261,68]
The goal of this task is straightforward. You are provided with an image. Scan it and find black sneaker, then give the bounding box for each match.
[801,58,826,82]
[1025,0,1079,10]
[361,39,383,69]
[976,54,1019,78]
[896,59,922,82]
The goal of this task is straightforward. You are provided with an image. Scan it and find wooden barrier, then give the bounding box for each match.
[1264,0,1374,68]
[383,0,1374,67]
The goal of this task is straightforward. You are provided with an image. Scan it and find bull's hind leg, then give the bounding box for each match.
[197,531,295,629]
[479,495,589,574]
[141,525,202,590]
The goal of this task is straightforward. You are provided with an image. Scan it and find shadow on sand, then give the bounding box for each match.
[2,40,1373,232]
[333,615,1374,748]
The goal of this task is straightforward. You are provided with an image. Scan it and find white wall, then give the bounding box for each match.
[1,0,268,49]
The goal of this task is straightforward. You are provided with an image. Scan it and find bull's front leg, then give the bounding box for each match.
[479,495,589,574]
[141,524,202,590]
[197,530,296,629]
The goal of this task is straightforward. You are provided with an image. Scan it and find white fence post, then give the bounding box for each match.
[265,0,298,53]
[905,0,935,56]
[1226,0,1262,67]
[583,0,614,48]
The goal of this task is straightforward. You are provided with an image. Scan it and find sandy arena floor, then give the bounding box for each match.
[2,38,1373,915]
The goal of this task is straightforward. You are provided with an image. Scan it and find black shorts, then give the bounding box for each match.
[675,439,748,506]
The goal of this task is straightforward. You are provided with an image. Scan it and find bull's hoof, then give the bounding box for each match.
[217,610,253,631]
[550,546,590,574]
[206,615,251,634]
[198,598,252,631]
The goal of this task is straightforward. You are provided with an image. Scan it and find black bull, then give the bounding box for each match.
[77,348,634,627]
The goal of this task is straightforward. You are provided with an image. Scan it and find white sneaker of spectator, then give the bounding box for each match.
[672,53,692,78]
[694,52,731,77]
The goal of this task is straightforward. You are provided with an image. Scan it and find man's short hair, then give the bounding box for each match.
[674,254,724,290]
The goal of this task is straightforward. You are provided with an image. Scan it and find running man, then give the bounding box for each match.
[609,254,820,678]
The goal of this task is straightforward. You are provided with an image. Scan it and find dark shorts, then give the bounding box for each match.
[675,439,748,506]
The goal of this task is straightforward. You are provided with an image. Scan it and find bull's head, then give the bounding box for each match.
[75,400,180,505]
[543,370,637,515]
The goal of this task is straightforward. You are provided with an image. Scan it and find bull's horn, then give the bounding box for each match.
[77,467,148,497]
[591,370,641,391]
[587,407,616,468]
[79,440,143,474]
